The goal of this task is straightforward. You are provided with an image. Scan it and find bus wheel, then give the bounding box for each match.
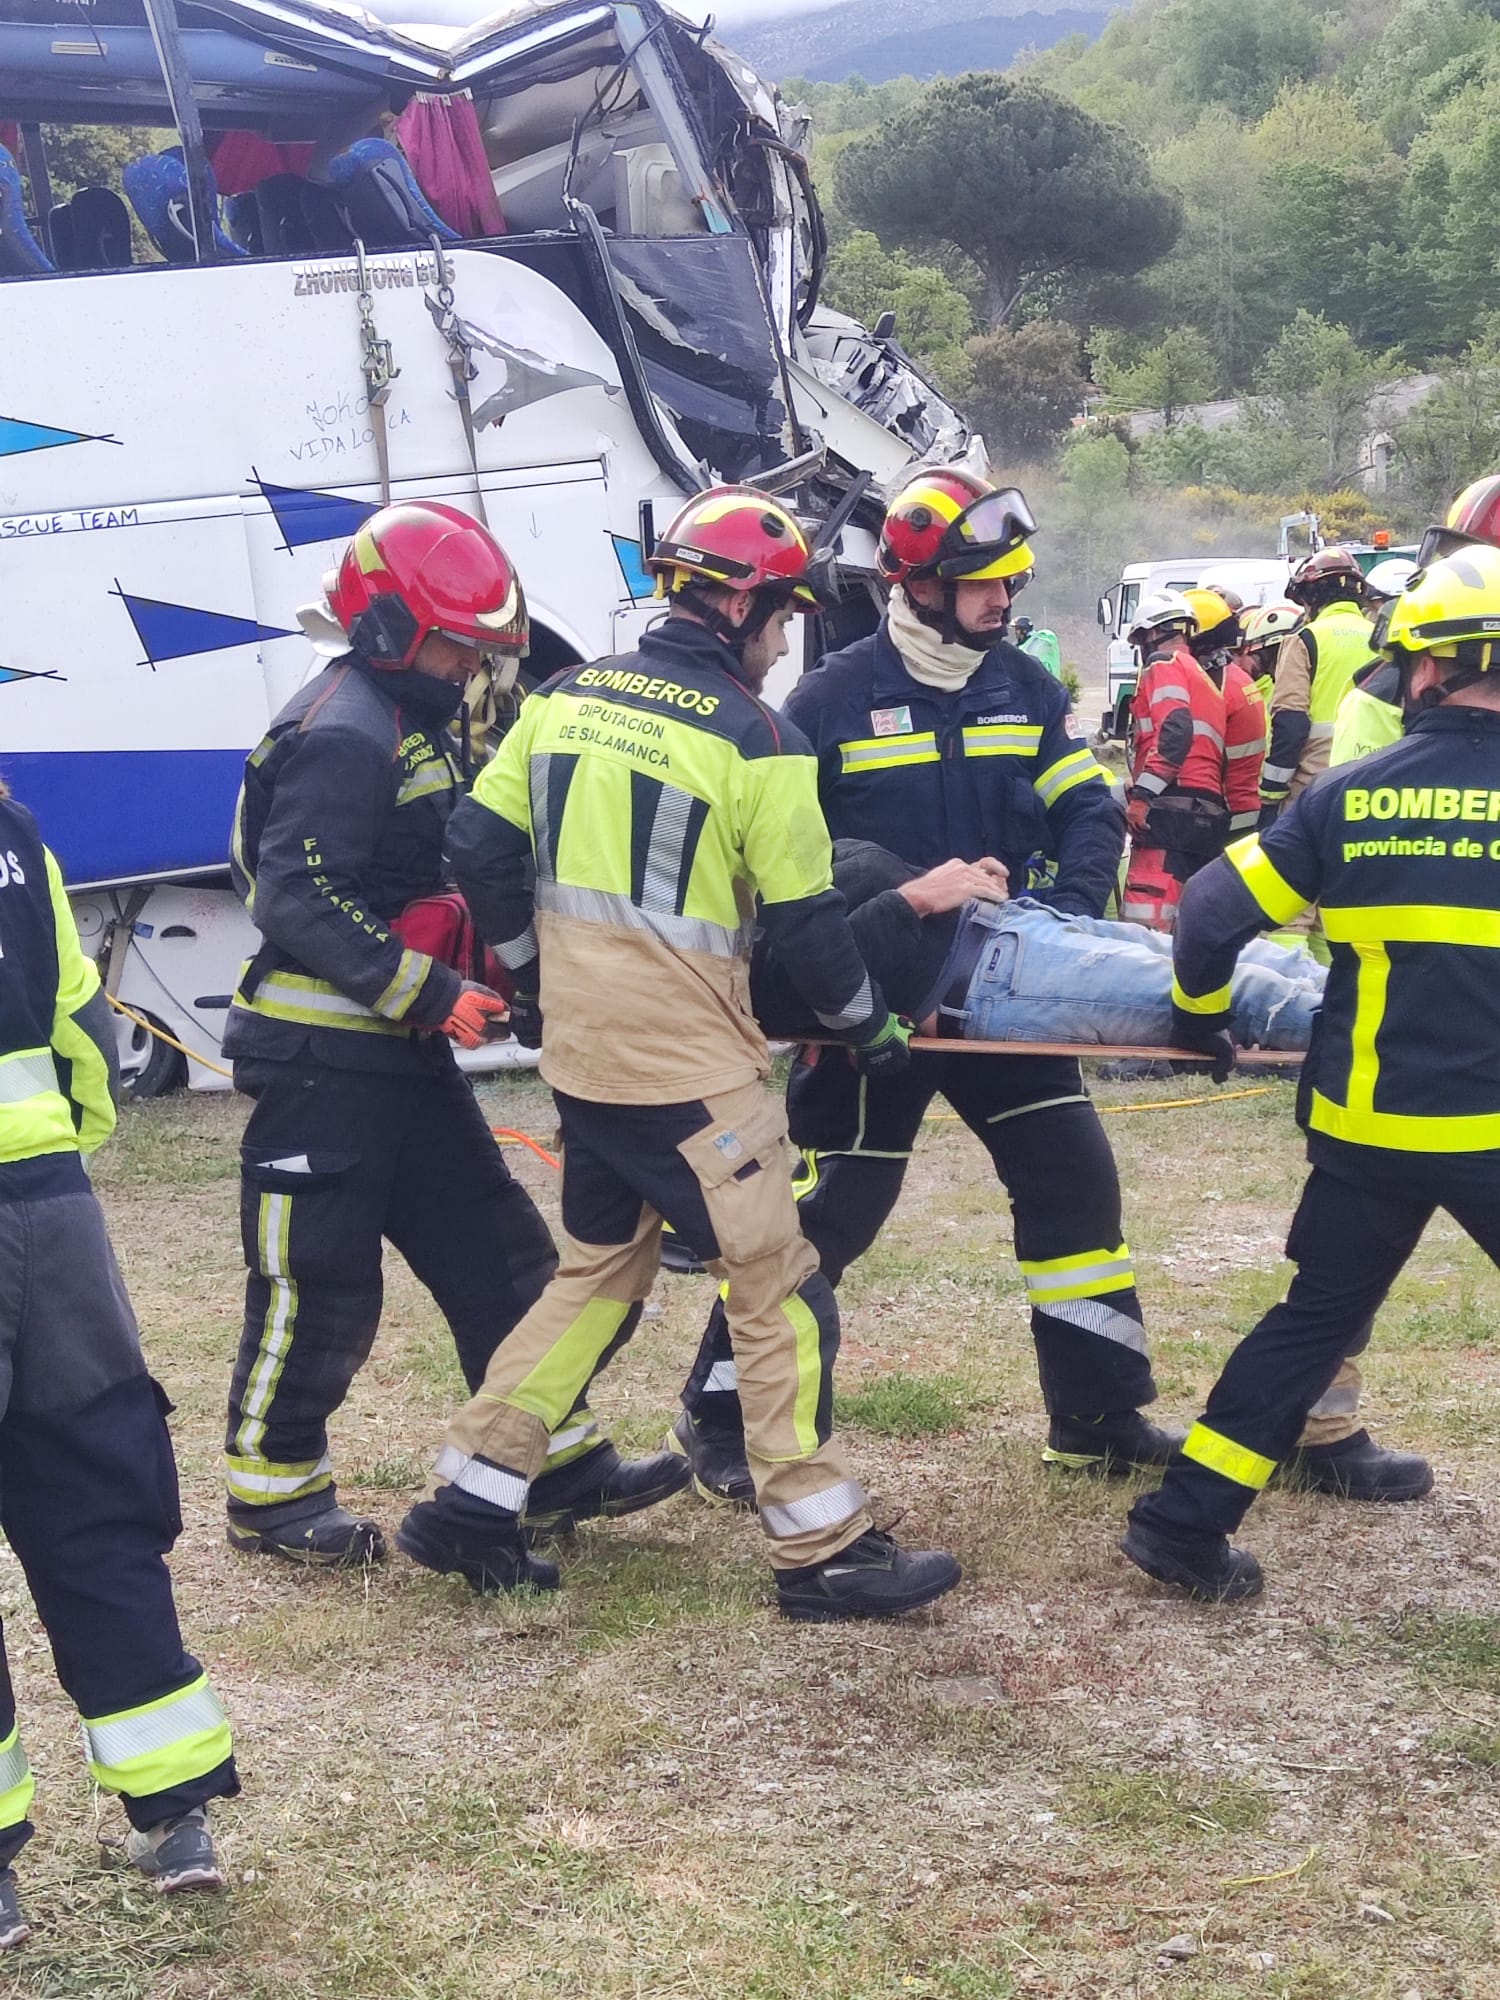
[117,1008,187,1101]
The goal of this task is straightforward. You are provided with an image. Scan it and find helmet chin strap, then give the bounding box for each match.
[675,582,783,656]
[1400,656,1485,721]
[909,582,993,651]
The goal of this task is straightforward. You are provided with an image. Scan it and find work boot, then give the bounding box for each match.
[1281,1428,1434,1503]
[0,1872,31,1948]
[1119,1515,1263,1602]
[664,1410,756,1509]
[1044,1409,1186,1476]
[395,1499,560,1595]
[775,1529,962,1623]
[525,1441,691,1536]
[123,1808,225,1894]
[226,1494,386,1568]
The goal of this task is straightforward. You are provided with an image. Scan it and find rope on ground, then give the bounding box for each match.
[925,1084,1277,1120]
[491,1125,560,1169]
[107,995,234,1080]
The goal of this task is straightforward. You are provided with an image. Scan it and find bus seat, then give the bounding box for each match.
[224,191,261,254]
[325,138,459,249]
[0,142,52,276]
[252,173,317,255]
[48,186,133,270]
[123,150,246,262]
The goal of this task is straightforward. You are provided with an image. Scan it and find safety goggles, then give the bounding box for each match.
[935,488,1038,578]
[1416,524,1483,568]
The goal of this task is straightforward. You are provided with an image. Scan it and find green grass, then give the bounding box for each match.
[1075,1769,1274,1841]
[1390,1611,1500,1691]
[837,1372,977,1437]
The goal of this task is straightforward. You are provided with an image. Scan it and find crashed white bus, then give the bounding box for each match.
[0,0,968,1089]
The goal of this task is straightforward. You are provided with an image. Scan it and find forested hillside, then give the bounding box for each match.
[791,0,1500,592]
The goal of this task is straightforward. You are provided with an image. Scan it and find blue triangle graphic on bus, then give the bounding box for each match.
[0,416,118,457]
[253,473,380,552]
[114,587,298,668]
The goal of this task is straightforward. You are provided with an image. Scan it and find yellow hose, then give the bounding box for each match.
[107,995,234,1081]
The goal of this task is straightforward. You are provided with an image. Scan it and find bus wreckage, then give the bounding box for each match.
[0,0,969,1089]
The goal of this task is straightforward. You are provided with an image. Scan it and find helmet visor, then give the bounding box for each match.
[1416,523,1481,569]
[935,488,1037,577]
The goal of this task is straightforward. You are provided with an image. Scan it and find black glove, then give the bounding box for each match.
[1169,1006,1235,1083]
[1257,800,1283,832]
[854,1011,912,1080]
[508,990,544,1049]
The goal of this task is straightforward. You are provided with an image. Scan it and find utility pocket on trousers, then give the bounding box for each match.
[677,1094,796,1265]
[241,1150,356,1195]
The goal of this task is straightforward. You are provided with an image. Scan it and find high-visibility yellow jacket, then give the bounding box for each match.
[0,791,116,1168]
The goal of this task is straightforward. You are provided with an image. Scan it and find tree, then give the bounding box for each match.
[1391,337,1500,516]
[1171,0,1322,119]
[1054,431,1135,602]
[1097,327,1217,427]
[965,319,1087,461]
[1253,311,1396,490]
[834,74,1181,327]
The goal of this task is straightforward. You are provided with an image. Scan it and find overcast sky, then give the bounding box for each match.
[678,0,805,24]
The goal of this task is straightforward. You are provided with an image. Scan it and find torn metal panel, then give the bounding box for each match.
[800,305,969,464]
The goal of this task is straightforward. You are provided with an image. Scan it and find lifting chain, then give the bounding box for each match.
[355,238,398,504]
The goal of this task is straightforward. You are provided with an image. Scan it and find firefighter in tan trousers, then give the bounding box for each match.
[397,485,962,1620]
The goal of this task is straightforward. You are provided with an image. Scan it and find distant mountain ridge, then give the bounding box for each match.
[728,0,1117,81]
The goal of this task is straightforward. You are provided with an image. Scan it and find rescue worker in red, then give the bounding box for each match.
[1183,589,1267,837]
[1121,591,1227,929]
[223,501,686,1567]
[670,467,1185,1500]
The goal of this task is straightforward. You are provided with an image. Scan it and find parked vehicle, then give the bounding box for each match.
[1,0,966,1090]
[1095,557,1291,739]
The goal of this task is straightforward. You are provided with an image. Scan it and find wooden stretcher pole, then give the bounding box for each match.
[904,1038,1301,1067]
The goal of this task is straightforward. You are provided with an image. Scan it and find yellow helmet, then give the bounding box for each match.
[1181,588,1239,648]
[1382,544,1500,665]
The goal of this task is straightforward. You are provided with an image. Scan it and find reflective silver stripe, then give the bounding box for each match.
[1135,771,1169,795]
[1023,1253,1134,1296]
[544,1421,598,1460]
[497,929,540,972]
[0,1732,28,1799]
[641,784,696,915]
[435,1444,528,1512]
[1152,683,1190,703]
[1262,761,1298,784]
[226,1454,332,1497]
[86,1685,227,1770]
[0,1050,57,1104]
[529,753,555,882]
[1308,721,1336,740]
[1229,811,1260,830]
[538,882,750,959]
[703,1359,739,1392]
[1041,1297,1148,1354]
[375,948,427,1020]
[815,973,874,1032]
[255,975,384,1021]
[1225,739,1264,759]
[839,735,939,770]
[760,1477,866,1540]
[1192,721,1226,748]
[963,726,1043,755]
[1307,1380,1361,1418]
[1034,750,1102,803]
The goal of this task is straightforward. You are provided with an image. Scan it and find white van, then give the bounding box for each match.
[1096,556,1291,739]
[1,0,966,1092]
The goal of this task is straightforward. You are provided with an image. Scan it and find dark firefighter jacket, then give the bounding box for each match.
[1172,705,1500,1163]
[446,617,886,1104]
[783,621,1123,917]
[224,656,465,1073]
[0,790,117,1191]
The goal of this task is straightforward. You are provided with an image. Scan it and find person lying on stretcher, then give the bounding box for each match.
[749,841,1324,1054]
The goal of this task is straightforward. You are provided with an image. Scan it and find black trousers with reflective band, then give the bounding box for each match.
[684,1046,1156,1424]
[1137,1151,1500,1539]
[0,1168,237,1859]
[226,1053,557,1514]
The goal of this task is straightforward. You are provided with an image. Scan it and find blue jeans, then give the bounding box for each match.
[951,900,1324,1051]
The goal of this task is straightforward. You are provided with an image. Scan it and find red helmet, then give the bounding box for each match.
[648,486,819,607]
[1418,473,1500,568]
[877,467,1036,584]
[1285,546,1365,608]
[327,501,528,669]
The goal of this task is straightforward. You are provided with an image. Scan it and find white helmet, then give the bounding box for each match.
[1241,599,1301,652]
[1365,556,1419,600]
[1127,589,1196,649]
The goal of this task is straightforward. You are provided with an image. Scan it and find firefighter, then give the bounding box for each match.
[1329,560,1417,768]
[1120,548,1500,1599]
[0,784,238,1932]
[397,484,961,1622]
[1240,600,1301,708]
[1259,548,1374,821]
[223,501,685,1567]
[672,467,1182,1497]
[1120,589,1226,929]
[1183,588,1266,836]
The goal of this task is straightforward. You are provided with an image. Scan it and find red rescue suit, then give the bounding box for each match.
[1123,642,1228,929]
[1222,658,1267,835]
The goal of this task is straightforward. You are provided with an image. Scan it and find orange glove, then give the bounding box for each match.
[1125,793,1152,836]
[440,981,510,1049]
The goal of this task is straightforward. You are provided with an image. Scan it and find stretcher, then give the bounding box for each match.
[904,1038,1301,1067]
